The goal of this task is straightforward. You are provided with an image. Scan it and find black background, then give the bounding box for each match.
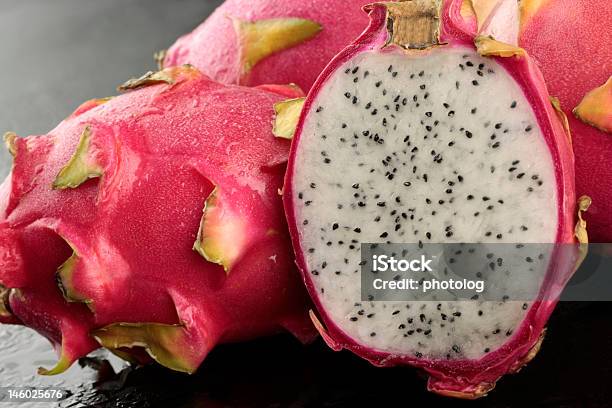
[0,1,610,407]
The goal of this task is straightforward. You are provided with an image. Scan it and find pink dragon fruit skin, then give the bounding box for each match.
[518,0,612,243]
[283,0,586,399]
[0,66,316,375]
[162,0,374,92]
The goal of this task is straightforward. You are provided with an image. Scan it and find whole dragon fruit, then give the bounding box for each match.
[161,0,373,91]
[0,65,316,375]
[459,0,612,242]
[284,0,589,399]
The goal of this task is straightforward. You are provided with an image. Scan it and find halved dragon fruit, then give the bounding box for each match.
[0,66,316,375]
[284,0,589,399]
[162,0,374,91]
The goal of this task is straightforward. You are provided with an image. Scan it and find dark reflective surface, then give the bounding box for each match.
[0,1,611,407]
[3,302,612,408]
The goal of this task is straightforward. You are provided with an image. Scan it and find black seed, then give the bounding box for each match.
[511,101,517,108]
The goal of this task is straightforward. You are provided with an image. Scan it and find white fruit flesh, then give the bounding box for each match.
[292,47,559,360]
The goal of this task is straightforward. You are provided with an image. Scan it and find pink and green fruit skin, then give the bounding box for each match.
[0,66,315,375]
[519,0,612,243]
[163,0,373,92]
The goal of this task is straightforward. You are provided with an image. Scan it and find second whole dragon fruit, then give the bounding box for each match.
[161,0,375,91]
[0,66,316,375]
[284,0,590,399]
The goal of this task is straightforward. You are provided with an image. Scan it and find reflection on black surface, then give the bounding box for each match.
[3,302,597,407]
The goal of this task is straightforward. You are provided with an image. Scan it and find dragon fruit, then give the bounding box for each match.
[284,0,590,399]
[518,0,612,242]
[161,0,374,92]
[458,0,611,242]
[0,65,316,375]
